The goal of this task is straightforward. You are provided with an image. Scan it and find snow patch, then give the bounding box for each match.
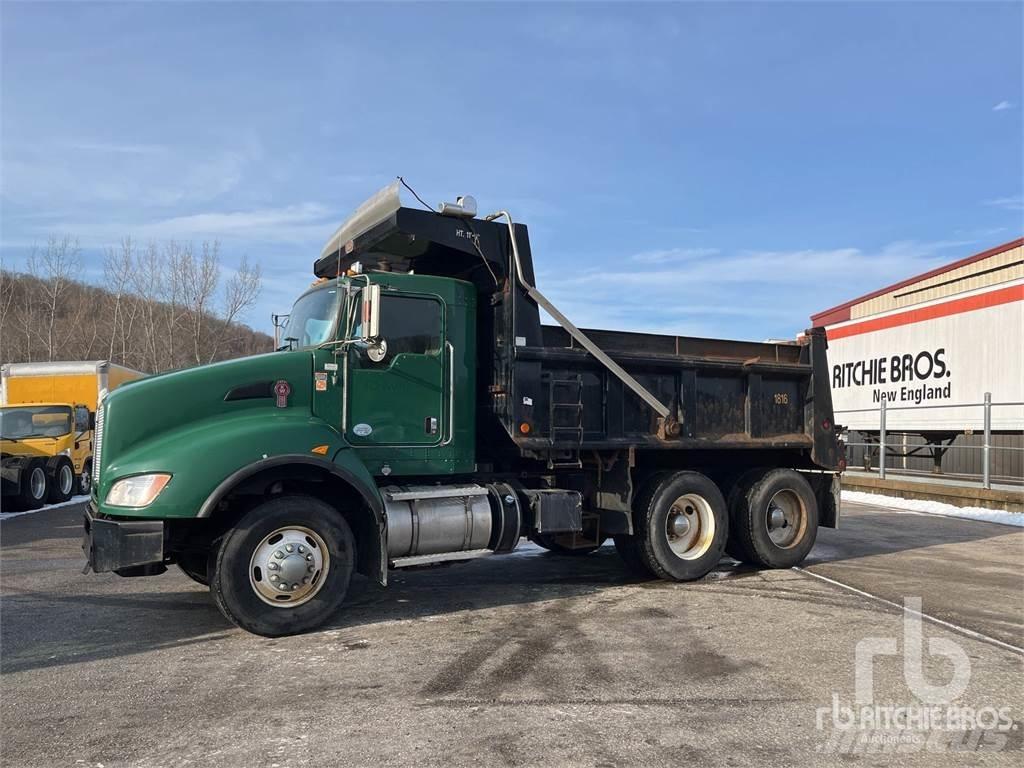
[0,495,90,520]
[841,490,1022,528]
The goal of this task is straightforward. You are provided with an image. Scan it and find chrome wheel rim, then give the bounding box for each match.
[59,464,74,495]
[766,489,806,549]
[79,471,91,495]
[29,467,46,500]
[249,526,330,608]
[664,493,716,560]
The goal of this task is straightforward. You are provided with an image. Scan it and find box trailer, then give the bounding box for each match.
[83,183,844,636]
[1,361,145,510]
[813,238,1024,474]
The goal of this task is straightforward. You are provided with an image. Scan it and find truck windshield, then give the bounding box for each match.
[0,405,73,439]
[280,285,343,349]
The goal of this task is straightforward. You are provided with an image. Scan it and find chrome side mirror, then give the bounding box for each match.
[361,283,381,341]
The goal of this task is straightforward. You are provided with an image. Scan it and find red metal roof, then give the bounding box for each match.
[811,236,1024,326]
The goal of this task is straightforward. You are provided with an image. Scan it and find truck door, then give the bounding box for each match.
[72,405,91,474]
[345,293,447,447]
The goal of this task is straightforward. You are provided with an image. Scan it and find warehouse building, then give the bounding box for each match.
[811,237,1023,482]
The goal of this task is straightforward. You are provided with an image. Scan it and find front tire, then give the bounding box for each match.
[728,468,818,569]
[632,471,728,582]
[77,462,92,496]
[210,495,356,637]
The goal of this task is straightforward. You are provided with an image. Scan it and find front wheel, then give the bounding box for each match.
[210,495,356,637]
[77,463,92,496]
[631,471,728,582]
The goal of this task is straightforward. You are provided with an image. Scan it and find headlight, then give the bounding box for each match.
[106,474,172,507]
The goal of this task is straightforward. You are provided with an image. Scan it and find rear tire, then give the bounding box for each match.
[210,495,356,637]
[47,456,75,503]
[15,460,49,511]
[724,468,765,561]
[632,471,728,582]
[729,468,818,569]
[613,535,655,577]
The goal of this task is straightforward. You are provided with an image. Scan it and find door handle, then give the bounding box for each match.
[425,417,439,435]
[440,342,455,446]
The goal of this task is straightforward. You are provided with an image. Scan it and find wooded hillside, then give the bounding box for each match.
[0,236,272,373]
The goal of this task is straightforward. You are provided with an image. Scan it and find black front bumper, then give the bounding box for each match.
[83,503,166,575]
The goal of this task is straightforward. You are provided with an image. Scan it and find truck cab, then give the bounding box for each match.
[282,272,477,479]
[0,402,90,506]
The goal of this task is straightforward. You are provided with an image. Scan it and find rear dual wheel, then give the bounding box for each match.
[210,495,356,637]
[615,471,728,582]
[727,468,818,569]
[47,457,76,504]
[9,460,49,511]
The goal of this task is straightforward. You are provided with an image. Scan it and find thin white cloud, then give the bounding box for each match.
[539,238,974,339]
[992,100,1014,112]
[65,141,167,155]
[631,247,719,264]
[32,203,338,246]
[1,138,262,208]
[983,195,1024,211]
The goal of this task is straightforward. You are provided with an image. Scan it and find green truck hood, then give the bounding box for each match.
[96,351,360,518]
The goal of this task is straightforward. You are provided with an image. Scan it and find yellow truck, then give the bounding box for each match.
[1,361,144,510]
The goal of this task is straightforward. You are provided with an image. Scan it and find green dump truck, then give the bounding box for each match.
[84,183,845,636]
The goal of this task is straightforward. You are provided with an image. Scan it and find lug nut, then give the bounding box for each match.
[302,577,310,584]
[270,574,279,582]
[305,554,313,561]
[285,544,294,553]
[307,565,314,573]
[274,551,284,559]
[298,545,305,554]
[268,562,279,571]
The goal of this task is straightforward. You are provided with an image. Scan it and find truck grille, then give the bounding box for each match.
[92,404,104,489]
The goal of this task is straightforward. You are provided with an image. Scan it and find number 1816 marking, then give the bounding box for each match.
[773,392,790,405]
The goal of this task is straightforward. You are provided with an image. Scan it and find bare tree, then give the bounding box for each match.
[104,238,138,361]
[206,255,262,363]
[0,265,15,362]
[4,233,268,372]
[25,235,81,360]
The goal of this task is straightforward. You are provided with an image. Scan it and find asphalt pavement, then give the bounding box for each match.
[1,498,1021,767]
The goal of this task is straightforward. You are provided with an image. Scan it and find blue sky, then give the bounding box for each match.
[2,1,1021,341]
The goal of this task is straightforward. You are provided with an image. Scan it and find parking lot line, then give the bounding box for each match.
[794,566,1024,656]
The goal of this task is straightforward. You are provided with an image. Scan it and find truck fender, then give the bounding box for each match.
[196,453,387,585]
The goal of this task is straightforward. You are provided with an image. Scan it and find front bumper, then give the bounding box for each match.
[83,502,166,575]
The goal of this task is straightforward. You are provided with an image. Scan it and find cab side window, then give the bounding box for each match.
[379,296,442,357]
[75,406,90,432]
